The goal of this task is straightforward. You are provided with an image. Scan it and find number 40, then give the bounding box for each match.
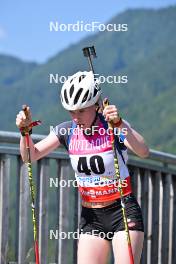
[77,155,105,175]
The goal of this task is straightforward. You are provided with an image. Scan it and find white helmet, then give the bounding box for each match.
[60,71,101,110]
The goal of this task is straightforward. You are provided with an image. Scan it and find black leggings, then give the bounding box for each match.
[79,194,144,241]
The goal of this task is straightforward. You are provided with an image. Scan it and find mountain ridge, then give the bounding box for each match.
[0,5,176,153]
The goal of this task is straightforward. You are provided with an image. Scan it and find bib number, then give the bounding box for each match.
[77,155,105,175]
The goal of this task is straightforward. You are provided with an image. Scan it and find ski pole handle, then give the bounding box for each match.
[21,105,41,134]
[103,98,110,109]
[103,98,113,128]
[22,104,30,120]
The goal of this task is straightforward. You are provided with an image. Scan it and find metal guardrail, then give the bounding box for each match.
[0,131,176,264]
[1,131,176,164]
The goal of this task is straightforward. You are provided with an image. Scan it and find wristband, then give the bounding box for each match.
[114,117,122,127]
[20,129,32,136]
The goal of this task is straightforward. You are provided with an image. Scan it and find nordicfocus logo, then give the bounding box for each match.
[49,73,128,85]
[50,126,128,138]
[49,177,128,188]
[49,21,128,32]
[50,229,114,240]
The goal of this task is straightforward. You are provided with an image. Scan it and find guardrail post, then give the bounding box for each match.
[17,160,30,264]
[57,159,72,264]
[0,154,10,264]
[37,158,49,264]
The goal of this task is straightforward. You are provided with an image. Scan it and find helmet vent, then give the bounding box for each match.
[79,75,85,83]
[74,88,83,105]
[70,84,74,97]
[93,88,98,97]
[88,93,92,101]
[64,89,69,104]
[82,90,89,103]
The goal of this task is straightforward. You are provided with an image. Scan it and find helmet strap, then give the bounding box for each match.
[91,110,99,127]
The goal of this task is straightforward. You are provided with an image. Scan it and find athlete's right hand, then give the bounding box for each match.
[16,106,32,129]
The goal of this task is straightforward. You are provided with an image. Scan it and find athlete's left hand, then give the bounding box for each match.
[103,105,121,124]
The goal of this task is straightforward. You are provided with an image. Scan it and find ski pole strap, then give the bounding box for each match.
[20,120,42,136]
[20,127,33,136]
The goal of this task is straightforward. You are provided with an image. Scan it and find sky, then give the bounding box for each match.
[0,0,176,63]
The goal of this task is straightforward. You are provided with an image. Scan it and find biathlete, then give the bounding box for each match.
[16,71,149,264]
